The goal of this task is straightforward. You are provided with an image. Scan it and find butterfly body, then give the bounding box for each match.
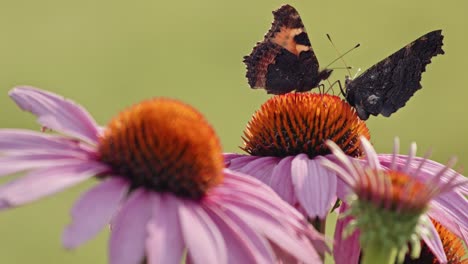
[345,30,444,120]
[244,5,332,94]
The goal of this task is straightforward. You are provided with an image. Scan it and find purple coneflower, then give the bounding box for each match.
[225,93,370,226]
[0,86,328,264]
[401,219,468,264]
[320,137,468,264]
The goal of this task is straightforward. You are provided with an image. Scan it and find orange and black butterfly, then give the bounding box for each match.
[243,5,332,95]
[344,30,444,120]
[245,5,445,121]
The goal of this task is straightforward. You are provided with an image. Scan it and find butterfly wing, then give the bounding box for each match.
[345,30,444,120]
[244,5,332,94]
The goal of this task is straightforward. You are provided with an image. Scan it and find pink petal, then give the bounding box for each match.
[0,129,95,154]
[269,156,295,204]
[205,205,275,264]
[291,154,337,219]
[63,177,128,249]
[271,243,302,264]
[109,189,153,264]
[9,86,100,144]
[0,162,107,206]
[224,154,259,170]
[459,224,468,244]
[179,200,227,264]
[146,194,185,264]
[360,137,381,170]
[336,177,351,201]
[420,216,447,263]
[227,156,279,183]
[225,202,323,263]
[0,200,7,210]
[222,153,251,166]
[379,154,468,194]
[215,172,330,256]
[220,170,320,234]
[334,203,361,264]
[218,170,304,221]
[0,154,94,178]
[427,192,468,239]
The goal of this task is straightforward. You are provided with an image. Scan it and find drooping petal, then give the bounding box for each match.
[215,171,329,256]
[333,204,361,264]
[226,156,279,183]
[420,216,447,263]
[269,156,295,204]
[109,189,153,264]
[179,200,227,264]
[219,170,304,221]
[220,170,318,234]
[459,224,468,244]
[205,205,275,264]
[63,177,128,249]
[224,201,323,263]
[9,86,100,144]
[223,153,256,166]
[0,162,107,207]
[291,154,337,219]
[427,192,468,240]
[146,194,185,264]
[224,154,259,169]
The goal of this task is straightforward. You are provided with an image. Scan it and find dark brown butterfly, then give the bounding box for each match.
[243,5,332,94]
[344,30,444,120]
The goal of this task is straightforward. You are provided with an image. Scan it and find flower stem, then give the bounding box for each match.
[310,217,327,234]
[361,241,397,264]
[309,217,327,261]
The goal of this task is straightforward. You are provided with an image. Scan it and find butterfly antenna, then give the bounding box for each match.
[329,66,353,70]
[324,34,360,77]
[352,68,362,79]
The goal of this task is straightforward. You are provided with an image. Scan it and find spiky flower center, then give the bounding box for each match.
[242,93,370,158]
[98,98,224,199]
[357,170,429,213]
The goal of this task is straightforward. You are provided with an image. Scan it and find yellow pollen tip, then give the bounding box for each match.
[242,93,370,158]
[98,98,224,199]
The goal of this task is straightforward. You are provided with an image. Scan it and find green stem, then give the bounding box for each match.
[361,241,397,264]
[310,217,327,234]
[309,217,327,262]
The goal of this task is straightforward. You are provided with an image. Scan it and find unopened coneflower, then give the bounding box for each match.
[0,86,329,264]
[225,93,370,226]
[319,136,468,264]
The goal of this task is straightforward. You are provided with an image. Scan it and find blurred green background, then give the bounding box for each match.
[0,0,466,263]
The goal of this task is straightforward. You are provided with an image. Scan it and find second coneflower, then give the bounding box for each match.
[0,87,328,264]
[320,137,468,264]
[225,93,370,224]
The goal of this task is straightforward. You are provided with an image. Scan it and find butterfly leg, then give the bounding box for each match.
[324,80,345,97]
[317,83,326,94]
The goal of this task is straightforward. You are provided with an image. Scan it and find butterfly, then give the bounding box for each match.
[243,4,332,95]
[344,30,444,120]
